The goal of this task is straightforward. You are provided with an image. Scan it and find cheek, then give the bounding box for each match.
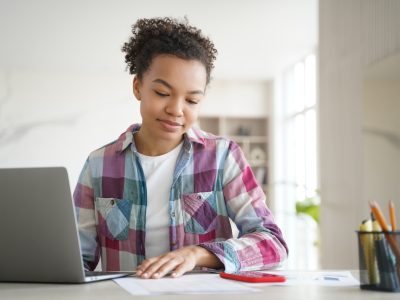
[140,99,159,116]
[185,106,199,124]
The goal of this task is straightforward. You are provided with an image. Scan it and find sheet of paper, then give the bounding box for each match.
[114,273,260,295]
[244,270,360,287]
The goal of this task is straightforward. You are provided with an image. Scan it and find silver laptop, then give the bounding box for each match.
[0,167,133,283]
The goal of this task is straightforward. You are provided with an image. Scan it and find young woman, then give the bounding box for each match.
[74,17,288,279]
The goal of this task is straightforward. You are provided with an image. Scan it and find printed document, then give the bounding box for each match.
[250,270,360,287]
[114,273,260,295]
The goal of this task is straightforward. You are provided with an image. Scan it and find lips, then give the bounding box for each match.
[158,119,183,127]
[157,119,184,133]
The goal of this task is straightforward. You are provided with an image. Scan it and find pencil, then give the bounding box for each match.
[370,201,400,282]
[389,200,397,231]
[359,219,380,284]
[370,201,389,232]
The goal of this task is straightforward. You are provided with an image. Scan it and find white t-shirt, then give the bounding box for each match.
[137,142,183,259]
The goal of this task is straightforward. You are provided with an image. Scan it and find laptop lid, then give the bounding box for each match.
[0,167,130,283]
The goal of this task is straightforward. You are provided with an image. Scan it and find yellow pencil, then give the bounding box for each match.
[359,219,379,284]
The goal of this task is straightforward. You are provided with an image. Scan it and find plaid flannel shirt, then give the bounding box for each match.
[73,124,288,272]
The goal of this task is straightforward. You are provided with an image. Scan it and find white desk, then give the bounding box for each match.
[0,272,398,300]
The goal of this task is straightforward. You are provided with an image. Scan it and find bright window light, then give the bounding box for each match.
[277,53,319,269]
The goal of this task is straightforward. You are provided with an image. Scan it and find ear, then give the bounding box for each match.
[133,76,141,101]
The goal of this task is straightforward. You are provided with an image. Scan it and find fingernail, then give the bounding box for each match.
[171,272,177,277]
[136,270,142,275]
[142,273,148,278]
[153,272,160,278]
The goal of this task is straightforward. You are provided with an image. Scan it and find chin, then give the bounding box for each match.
[156,130,183,140]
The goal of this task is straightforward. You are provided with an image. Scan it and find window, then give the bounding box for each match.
[274,53,319,269]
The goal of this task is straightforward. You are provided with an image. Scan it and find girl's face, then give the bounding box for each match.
[133,54,207,150]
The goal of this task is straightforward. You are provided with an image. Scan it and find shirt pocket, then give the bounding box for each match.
[95,197,133,240]
[181,192,218,234]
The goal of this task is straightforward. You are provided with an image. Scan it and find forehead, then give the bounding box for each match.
[143,55,207,89]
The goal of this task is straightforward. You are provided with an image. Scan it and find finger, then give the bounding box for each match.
[151,257,184,279]
[171,261,194,278]
[140,255,175,278]
[146,255,184,278]
[136,257,158,275]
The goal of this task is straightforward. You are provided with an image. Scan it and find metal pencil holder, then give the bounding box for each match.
[357,231,400,292]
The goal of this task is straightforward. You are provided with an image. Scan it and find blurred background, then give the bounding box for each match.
[1,0,399,271]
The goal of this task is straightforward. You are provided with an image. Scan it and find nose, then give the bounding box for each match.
[165,97,183,117]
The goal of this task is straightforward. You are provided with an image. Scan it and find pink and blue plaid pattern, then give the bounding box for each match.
[74,124,288,272]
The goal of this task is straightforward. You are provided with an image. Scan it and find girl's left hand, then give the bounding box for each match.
[135,245,222,279]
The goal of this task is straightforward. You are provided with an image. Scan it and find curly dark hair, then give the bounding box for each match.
[121,17,217,84]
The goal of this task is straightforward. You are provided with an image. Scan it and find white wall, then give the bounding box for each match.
[363,80,400,212]
[0,69,140,187]
[0,0,317,80]
[319,0,400,268]
[201,80,271,117]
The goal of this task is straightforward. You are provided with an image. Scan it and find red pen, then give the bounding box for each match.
[220,271,286,283]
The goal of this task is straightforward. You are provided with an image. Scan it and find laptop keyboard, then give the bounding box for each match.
[86,271,117,276]
[85,271,135,276]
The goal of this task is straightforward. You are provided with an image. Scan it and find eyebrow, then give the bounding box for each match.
[152,78,204,95]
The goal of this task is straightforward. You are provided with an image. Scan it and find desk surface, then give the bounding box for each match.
[0,273,398,300]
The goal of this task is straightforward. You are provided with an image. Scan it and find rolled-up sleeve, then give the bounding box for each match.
[200,141,288,272]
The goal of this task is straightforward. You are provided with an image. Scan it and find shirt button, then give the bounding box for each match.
[171,212,176,218]
[197,195,202,200]
[110,199,115,206]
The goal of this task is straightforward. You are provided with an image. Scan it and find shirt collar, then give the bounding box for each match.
[115,123,206,153]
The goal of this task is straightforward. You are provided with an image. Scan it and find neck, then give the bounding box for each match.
[134,128,183,156]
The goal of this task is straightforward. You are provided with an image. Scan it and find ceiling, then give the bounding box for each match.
[0,0,317,80]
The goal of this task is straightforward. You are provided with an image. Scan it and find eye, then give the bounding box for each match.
[186,99,198,105]
[155,91,169,97]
